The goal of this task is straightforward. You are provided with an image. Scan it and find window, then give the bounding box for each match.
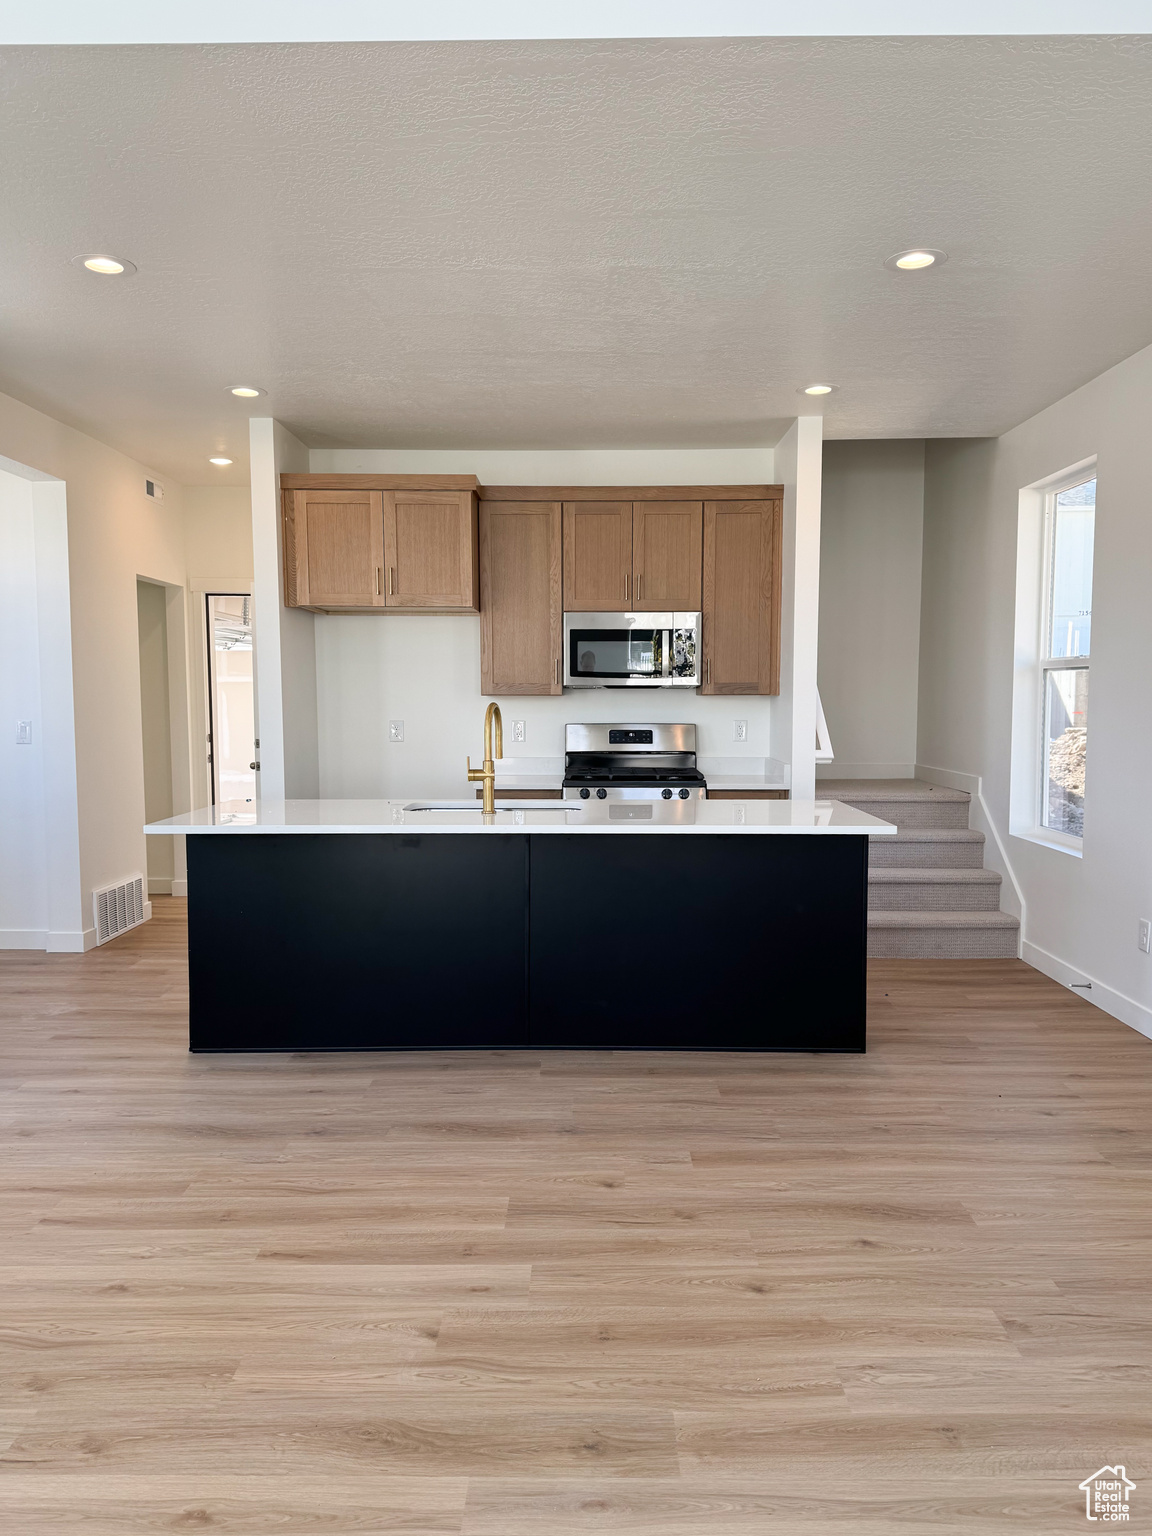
[1039,475,1094,838]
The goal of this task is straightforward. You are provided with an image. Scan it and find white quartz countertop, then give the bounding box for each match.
[147,799,895,836]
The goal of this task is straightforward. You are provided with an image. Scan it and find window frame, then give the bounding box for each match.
[1010,457,1096,858]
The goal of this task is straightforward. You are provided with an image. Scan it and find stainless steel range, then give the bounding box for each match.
[562,723,708,802]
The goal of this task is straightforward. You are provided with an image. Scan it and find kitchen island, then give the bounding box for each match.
[146,799,895,1053]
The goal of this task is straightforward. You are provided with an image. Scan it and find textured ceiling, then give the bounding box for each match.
[2,37,1152,484]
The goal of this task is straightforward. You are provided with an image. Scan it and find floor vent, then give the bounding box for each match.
[93,874,146,945]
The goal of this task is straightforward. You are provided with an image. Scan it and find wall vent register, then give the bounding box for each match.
[562,722,707,801]
[93,874,146,945]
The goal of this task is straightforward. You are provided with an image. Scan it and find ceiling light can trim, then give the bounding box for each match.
[73,253,137,275]
[228,386,266,398]
[208,457,234,466]
[884,248,947,272]
[801,383,836,396]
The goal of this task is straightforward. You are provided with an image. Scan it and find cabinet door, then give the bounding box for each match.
[480,502,563,695]
[383,490,479,609]
[562,502,633,610]
[287,489,385,608]
[701,500,782,694]
[632,501,702,610]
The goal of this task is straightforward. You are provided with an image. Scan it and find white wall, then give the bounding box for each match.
[250,417,316,800]
[918,343,1152,1037]
[1,468,51,945]
[817,440,924,778]
[0,393,192,947]
[308,445,784,799]
[775,418,823,801]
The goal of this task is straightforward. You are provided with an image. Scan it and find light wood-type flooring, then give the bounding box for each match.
[2,897,1151,1533]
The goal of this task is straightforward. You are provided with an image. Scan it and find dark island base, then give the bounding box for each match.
[187,833,868,1052]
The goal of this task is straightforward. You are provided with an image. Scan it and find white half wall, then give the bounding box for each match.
[250,417,316,799]
[817,440,924,779]
[918,343,1152,1038]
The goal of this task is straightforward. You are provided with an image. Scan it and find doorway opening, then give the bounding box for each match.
[206,594,256,807]
[137,579,177,894]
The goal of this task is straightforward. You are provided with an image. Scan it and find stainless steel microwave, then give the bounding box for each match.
[563,612,701,688]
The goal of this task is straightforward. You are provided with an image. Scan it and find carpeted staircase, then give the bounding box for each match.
[819,779,1021,959]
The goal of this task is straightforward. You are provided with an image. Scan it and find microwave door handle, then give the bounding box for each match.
[662,629,671,678]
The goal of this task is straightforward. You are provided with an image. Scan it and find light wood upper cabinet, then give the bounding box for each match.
[562,502,633,610]
[383,489,479,610]
[285,489,386,609]
[480,502,563,696]
[632,501,702,610]
[701,499,782,694]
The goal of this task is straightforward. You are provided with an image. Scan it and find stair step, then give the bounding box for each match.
[823,778,972,830]
[869,828,986,869]
[869,868,1003,911]
[868,909,1020,960]
[820,778,970,802]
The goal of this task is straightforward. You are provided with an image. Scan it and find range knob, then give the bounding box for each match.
[661,788,673,800]
[596,788,607,799]
[679,788,690,799]
[579,787,590,799]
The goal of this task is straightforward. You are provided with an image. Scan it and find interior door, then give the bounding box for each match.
[632,501,702,609]
[206,594,257,808]
[292,489,385,608]
[383,490,478,609]
[562,502,633,610]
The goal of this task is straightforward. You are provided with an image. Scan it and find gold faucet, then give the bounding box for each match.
[467,702,503,814]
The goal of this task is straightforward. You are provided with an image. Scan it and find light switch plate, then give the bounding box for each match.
[1139,919,1151,954]
[511,720,526,743]
[16,720,32,745]
[388,720,404,742]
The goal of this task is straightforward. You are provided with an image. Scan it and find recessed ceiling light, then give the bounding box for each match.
[885,248,947,272]
[209,457,233,466]
[228,386,265,398]
[73,253,137,275]
[803,384,835,396]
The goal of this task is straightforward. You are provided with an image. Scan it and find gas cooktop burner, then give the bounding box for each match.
[561,722,708,803]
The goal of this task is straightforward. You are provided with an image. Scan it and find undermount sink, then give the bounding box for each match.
[403,802,577,815]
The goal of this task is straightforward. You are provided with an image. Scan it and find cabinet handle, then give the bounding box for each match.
[387,567,395,596]
[704,657,710,685]
[375,567,382,596]
[636,572,642,603]
[625,572,630,604]
[555,657,562,686]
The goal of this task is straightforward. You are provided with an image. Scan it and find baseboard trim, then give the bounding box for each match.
[1024,940,1152,1042]
[914,762,980,794]
[47,927,98,954]
[171,879,187,898]
[148,877,173,895]
[0,929,48,950]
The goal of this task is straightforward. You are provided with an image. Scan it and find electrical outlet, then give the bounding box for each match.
[1139,919,1151,954]
[15,720,32,745]
[511,720,526,743]
[388,720,404,742]
[733,719,748,742]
